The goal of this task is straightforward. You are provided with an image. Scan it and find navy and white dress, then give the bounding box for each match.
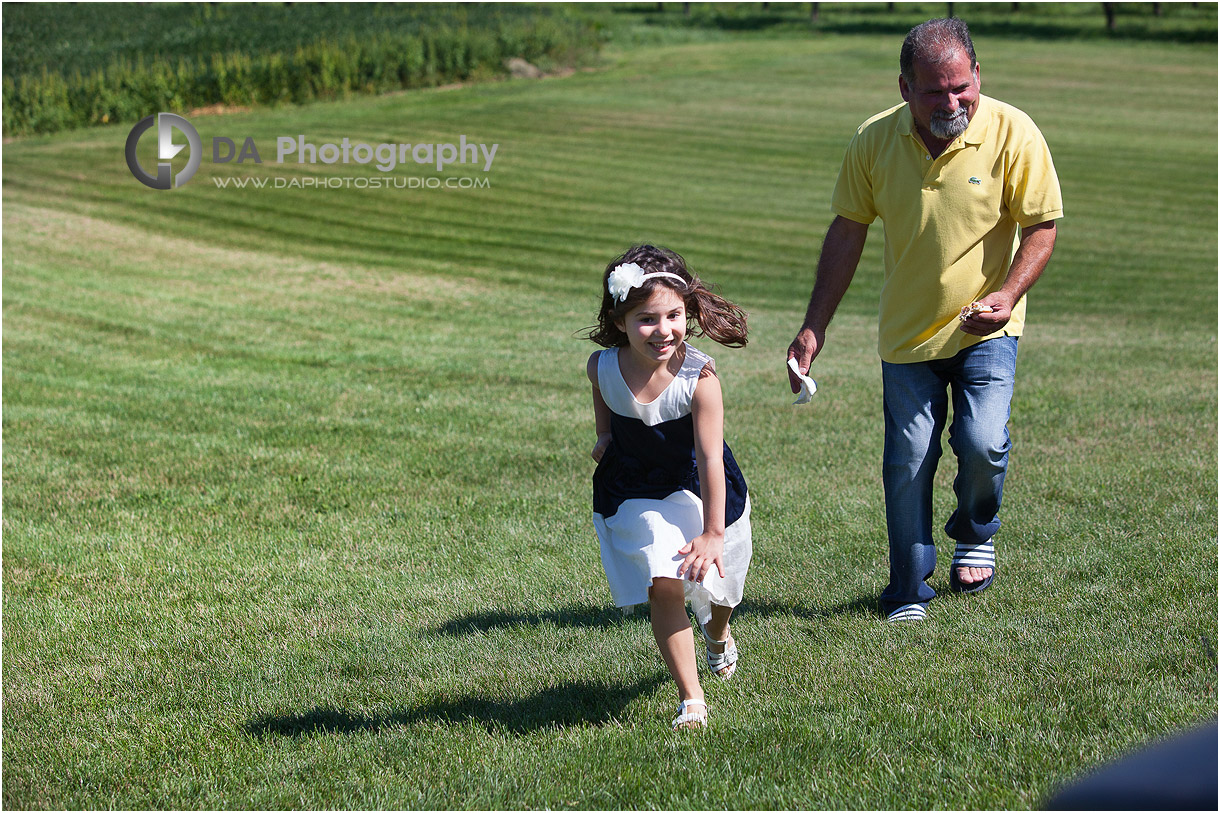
[592,343,752,625]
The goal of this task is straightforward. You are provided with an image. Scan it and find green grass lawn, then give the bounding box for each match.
[3,26,1216,810]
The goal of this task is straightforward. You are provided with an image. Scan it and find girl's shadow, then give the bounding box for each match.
[247,595,879,739]
[246,674,666,738]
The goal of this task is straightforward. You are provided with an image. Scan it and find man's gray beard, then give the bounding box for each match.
[930,110,969,140]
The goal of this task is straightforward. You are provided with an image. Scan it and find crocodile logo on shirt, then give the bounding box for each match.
[968,177,982,185]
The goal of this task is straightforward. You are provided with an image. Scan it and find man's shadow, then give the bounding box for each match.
[430,594,879,638]
[246,674,666,738]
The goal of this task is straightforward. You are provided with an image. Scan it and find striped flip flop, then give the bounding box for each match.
[949,538,997,594]
[886,603,928,622]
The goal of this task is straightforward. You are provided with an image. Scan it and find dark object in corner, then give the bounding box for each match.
[1047,720,1218,810]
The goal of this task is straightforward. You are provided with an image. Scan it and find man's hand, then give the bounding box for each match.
[787,327,823,393]
[958,292,1016,336]
[960,221,1057,337]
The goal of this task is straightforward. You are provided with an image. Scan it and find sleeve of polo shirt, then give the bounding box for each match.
[1004,123,1064,229]
[830,128,878,225]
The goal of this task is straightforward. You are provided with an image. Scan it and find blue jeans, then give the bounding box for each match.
[879,336,1018,613]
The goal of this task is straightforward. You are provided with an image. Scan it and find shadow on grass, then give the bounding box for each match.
[245,674,667,738]
[612,5,1216,44]
[431,593,880,637]
[736,594,879,621]
[815,17,1218,45]
[431,602,631,635]
[248,597,879,738]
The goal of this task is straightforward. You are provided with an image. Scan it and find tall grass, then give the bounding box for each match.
[2,3,601,135]
[3,28,1216,810]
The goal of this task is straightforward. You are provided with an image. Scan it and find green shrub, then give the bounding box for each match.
[3,13,602,136]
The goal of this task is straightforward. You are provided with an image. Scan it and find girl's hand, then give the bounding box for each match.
[678,532,725,583]
[591,432,612,463]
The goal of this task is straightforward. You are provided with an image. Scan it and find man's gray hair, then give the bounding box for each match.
[900,18,977,84]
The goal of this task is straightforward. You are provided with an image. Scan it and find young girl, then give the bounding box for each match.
[585,244,752,731]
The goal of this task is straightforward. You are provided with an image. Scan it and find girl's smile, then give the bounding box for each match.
[616,286,687,366]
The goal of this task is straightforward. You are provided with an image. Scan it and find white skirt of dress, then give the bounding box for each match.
[593,490,752,626]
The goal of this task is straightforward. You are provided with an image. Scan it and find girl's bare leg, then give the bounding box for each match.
[702,603,734,643]
[701,604,736,677]
[648,578,703,704]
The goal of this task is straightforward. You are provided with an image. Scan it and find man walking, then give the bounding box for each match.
[787,18,1062,621]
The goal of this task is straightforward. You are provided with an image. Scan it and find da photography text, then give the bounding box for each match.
[126,113,499,190]
[219,135,499,172]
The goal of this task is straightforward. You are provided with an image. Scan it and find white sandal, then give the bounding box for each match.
[699,622,738,679]
[672,698,708,730]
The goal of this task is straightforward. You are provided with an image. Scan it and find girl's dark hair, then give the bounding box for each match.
[585,244,749,349]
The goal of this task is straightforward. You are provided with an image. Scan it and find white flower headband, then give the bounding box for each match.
[607,262,686,303]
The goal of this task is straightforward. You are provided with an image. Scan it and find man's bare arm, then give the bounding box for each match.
[787,215,870,391]
[961,220,1057,336]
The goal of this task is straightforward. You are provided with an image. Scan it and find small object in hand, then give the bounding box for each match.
[787,357,817,405]
[959,302,994,323]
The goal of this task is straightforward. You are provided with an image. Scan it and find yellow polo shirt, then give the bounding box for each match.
[832,94,1063,363]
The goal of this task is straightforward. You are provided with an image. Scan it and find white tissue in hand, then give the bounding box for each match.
[787,358,817,405]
